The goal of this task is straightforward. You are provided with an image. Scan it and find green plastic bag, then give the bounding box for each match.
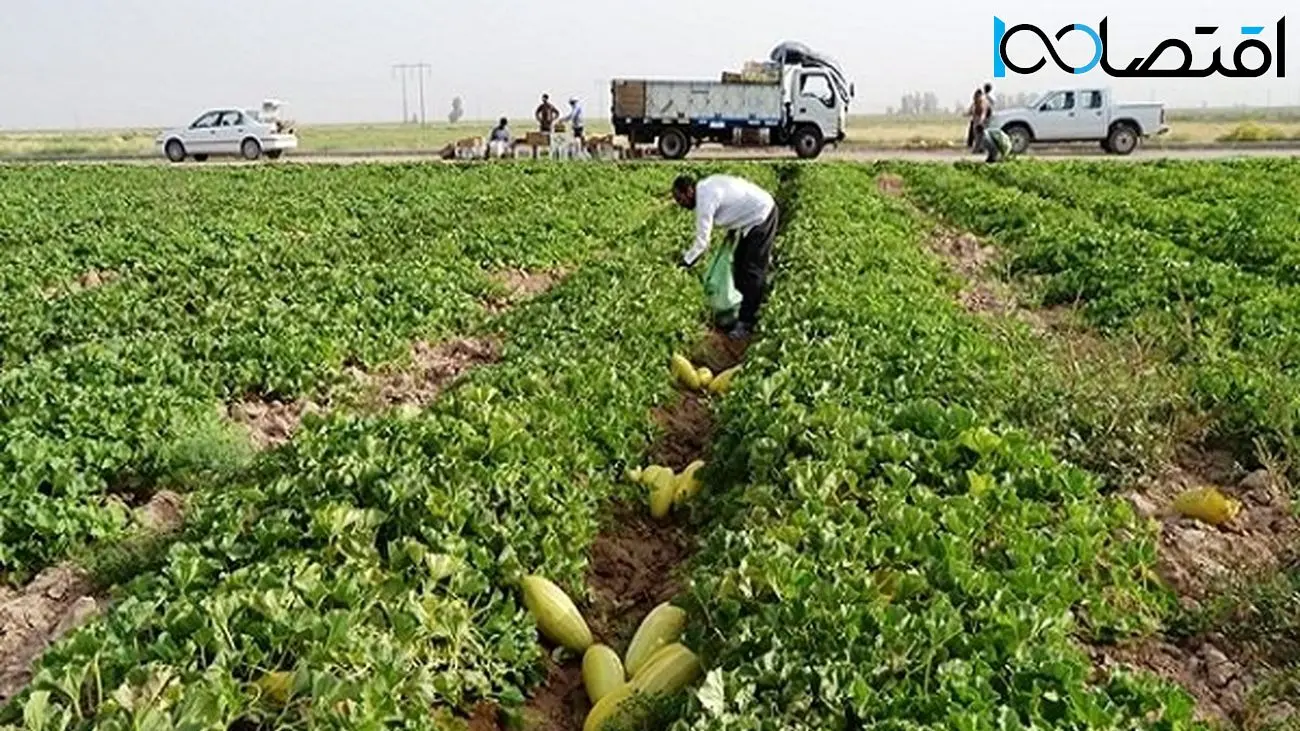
[986,128,1012,159]
[702,239,742,324]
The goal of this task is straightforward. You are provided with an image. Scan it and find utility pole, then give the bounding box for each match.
[392,65,408,123]
[417,65,426,125]
[392,63,432,124]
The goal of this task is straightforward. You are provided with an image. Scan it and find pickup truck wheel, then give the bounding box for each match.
[194,154,209,162]
[1107,124,1139,155]
[241,138,263,161]
[793,126,823,159]
[1004,125,1032,155]
[164,140,186,163]
[1100,138,1112,153]
[266,150,283,160]
[657,128,690,160]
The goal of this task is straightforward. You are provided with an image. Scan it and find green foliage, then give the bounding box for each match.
[897,159,1300,472]
[9,158,1288,731]
[1,161,779,729]
[0,163,691,580]
[675,165,1198,730]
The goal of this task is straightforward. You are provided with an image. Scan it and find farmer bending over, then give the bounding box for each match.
[673,173,779,340]
[984,127,1012,163]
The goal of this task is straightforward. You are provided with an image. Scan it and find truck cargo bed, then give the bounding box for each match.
[612,79,784,126]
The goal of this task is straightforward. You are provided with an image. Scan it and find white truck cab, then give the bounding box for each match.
[786,66,848,155]
[990,88,1168,155]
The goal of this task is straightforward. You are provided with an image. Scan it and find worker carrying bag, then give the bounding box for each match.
[702,237,743,326]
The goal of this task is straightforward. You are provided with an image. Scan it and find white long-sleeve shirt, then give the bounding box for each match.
[683,175,775,266]
[560,102,584,128]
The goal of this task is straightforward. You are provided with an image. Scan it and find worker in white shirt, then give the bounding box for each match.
[487,118,511,158]
[673,173,780,340]
[558,98,585,141]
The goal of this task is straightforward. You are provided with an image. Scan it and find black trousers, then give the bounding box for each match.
[732,204,779,326]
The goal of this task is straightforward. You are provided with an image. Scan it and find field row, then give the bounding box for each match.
[899,158,1300,473]
[3,162,768,728]
[0,164,699,579]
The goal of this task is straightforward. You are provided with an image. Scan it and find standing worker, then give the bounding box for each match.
[558,97,585,142]
[673,173,779,340]
[535,94,559,133]
[980,82,996,150]
[967,88,989,153]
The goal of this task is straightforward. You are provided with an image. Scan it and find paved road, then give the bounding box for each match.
[8,144,1300,167]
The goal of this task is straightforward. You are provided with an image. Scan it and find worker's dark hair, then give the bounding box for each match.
[498,117,508,126]
[983,82,993,92]
[672,175,695,195]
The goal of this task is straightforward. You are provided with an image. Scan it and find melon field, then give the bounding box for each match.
[0,159,1296,731]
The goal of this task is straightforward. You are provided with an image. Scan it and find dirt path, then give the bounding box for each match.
[228,267,562,450]
[508,331,748,731]
[0,491,184,704]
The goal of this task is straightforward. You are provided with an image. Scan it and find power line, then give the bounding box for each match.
[392,63,432,124]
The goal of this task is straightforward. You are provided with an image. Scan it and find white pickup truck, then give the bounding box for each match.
[990,88,1168,155]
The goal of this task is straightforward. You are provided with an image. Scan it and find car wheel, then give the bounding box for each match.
[1107,124,1139,155]
[164,140,186,163]
[1004,125,1032,155]
[657,128,690,160]
[194,154,209,162]
[241,138,263,161]
[793,126,824,159]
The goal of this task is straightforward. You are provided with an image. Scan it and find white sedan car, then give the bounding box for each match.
[155,108,298,162]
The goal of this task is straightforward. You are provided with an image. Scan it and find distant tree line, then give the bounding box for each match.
[890,92,941,116]
[887,90,1045,116]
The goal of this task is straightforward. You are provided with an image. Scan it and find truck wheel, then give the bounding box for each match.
[194,154,209,162]
[241,138,263,161]
[1004,125,1032,155]
[657,128,690,160]
[266,150,283,160]
[1107,124,1139,155]
[1100,138,1112,153]
[792,126,823,159]
[164,140,186,163]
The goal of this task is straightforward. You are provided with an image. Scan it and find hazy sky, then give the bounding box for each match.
[1,0,1294,129]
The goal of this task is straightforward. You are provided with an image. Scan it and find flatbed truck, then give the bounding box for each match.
[611,42,854,160]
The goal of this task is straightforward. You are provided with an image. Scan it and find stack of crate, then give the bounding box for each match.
[721,61,780,84]
[454,136,483,160]
[584,134,620,160]
[742,61,780,80]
